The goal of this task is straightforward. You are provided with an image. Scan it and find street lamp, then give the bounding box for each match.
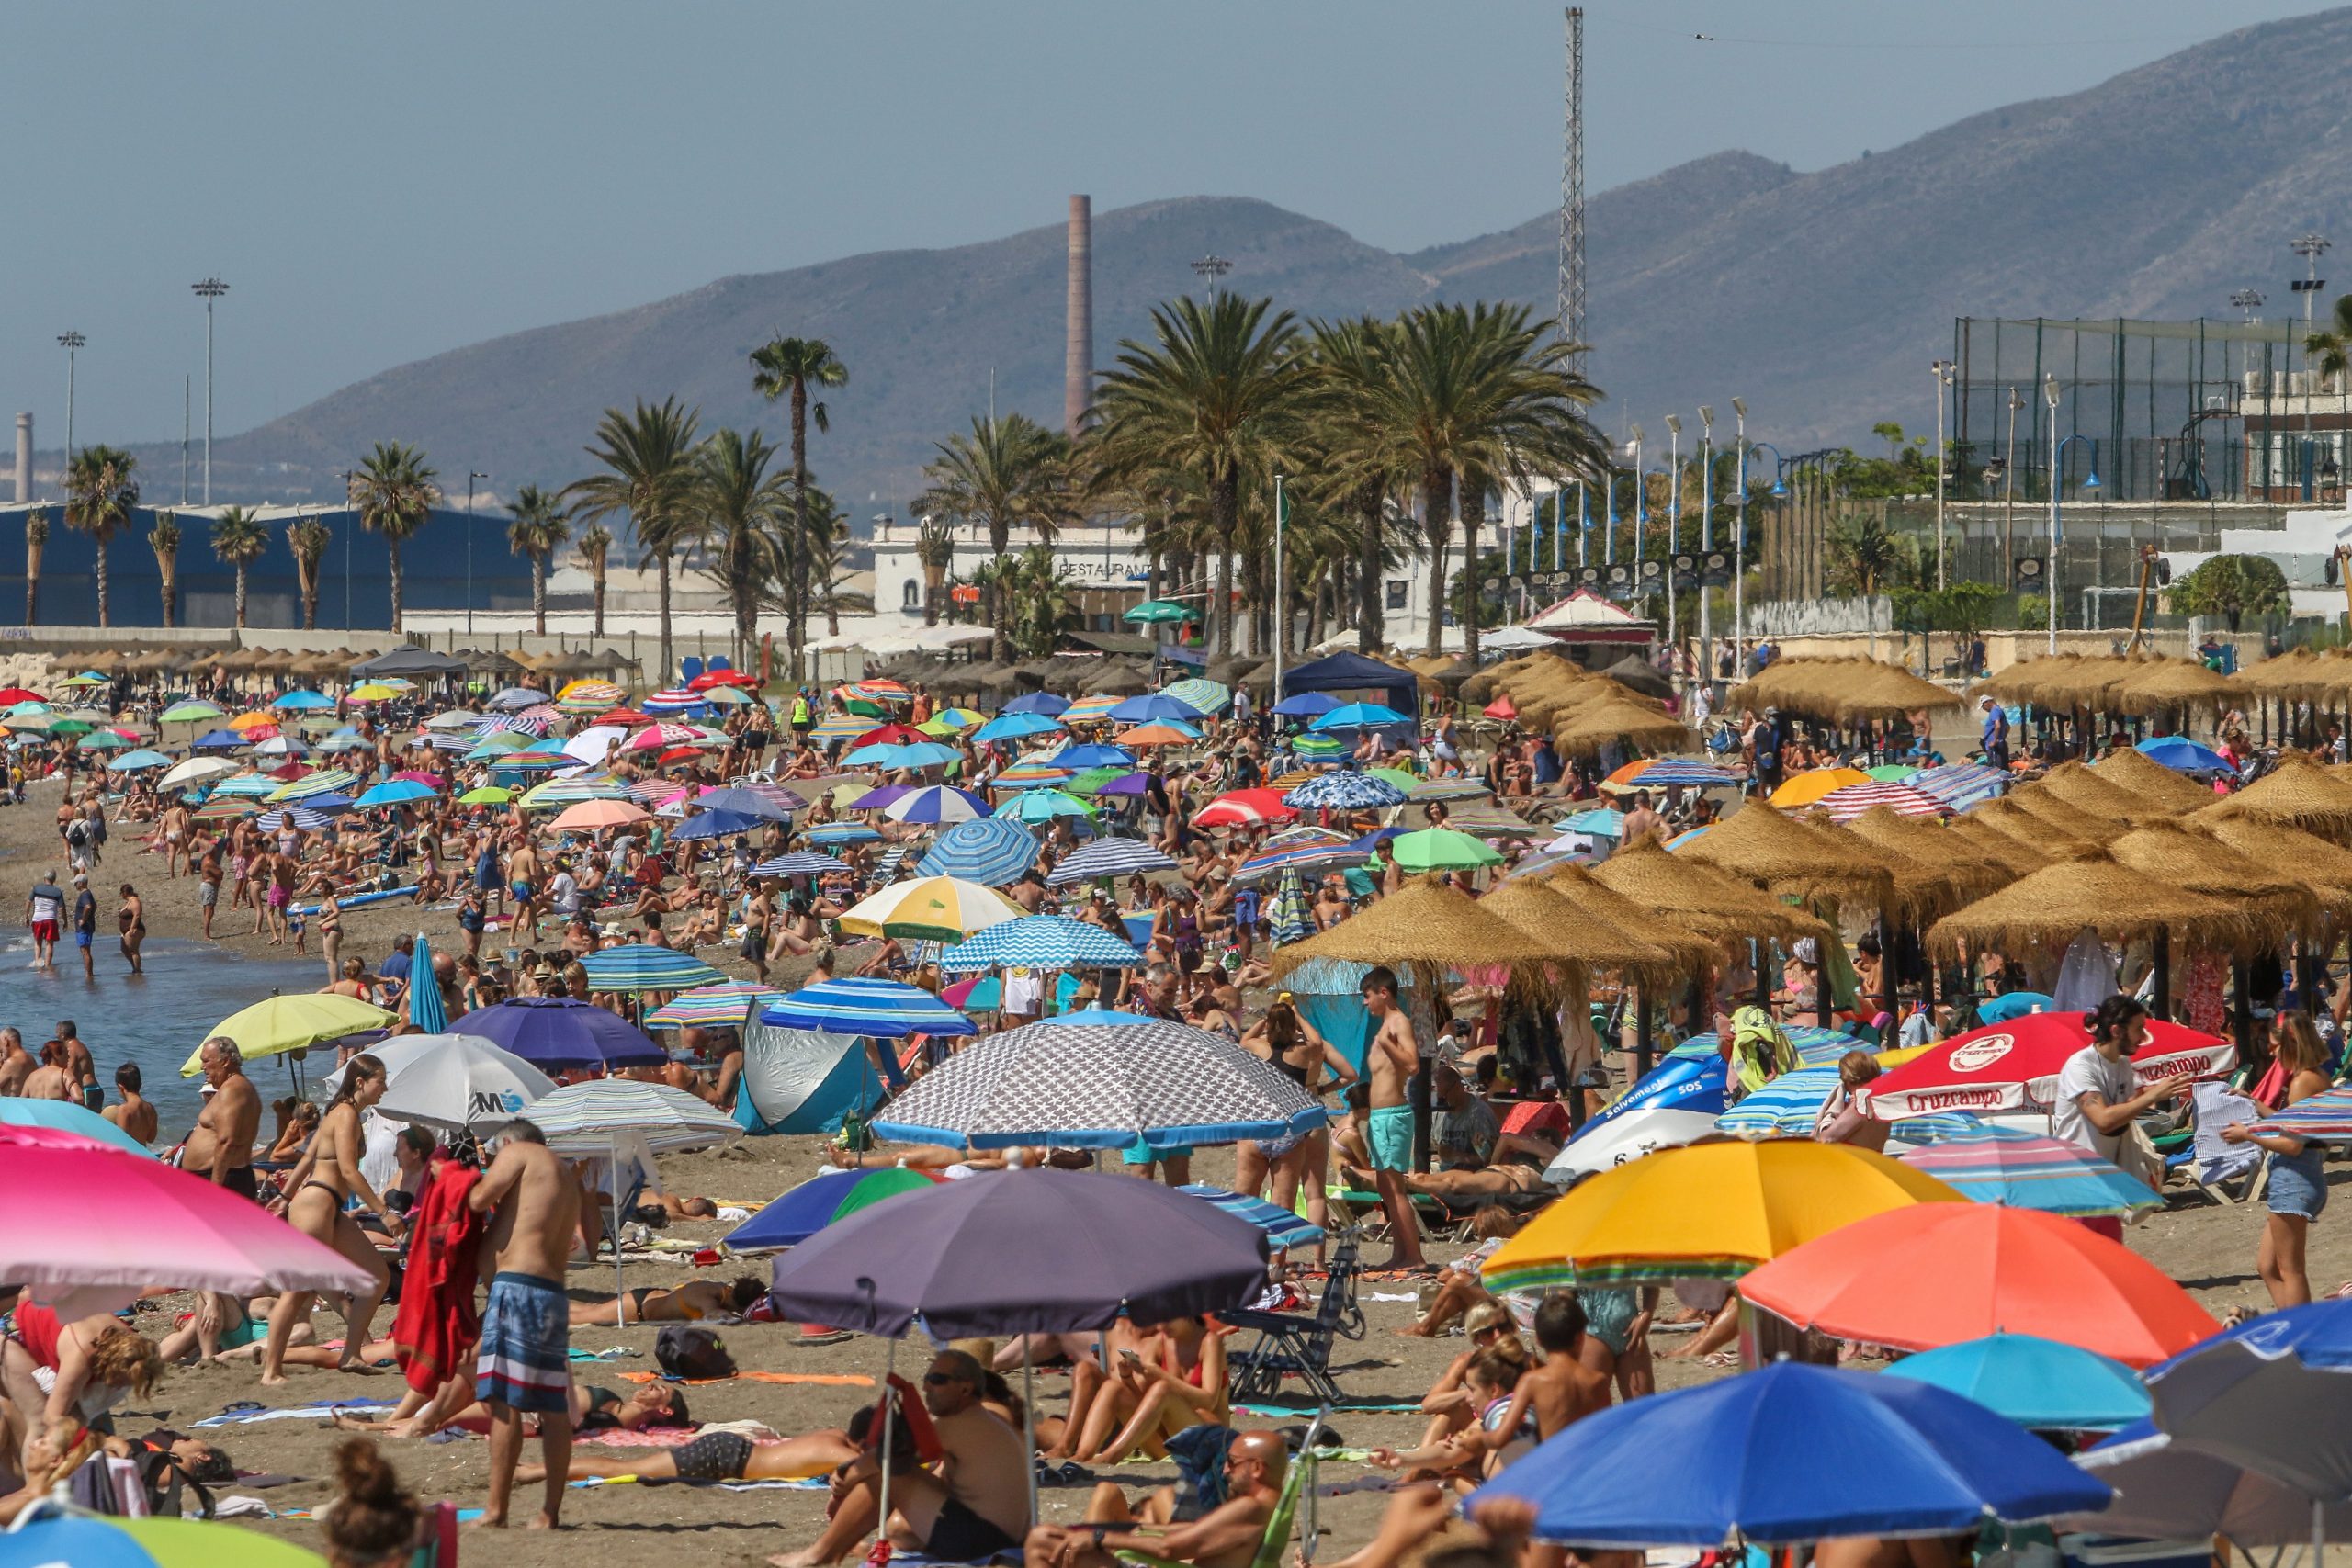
[1626,425,1645,573]
[2047,375,2102,652]
[1930,360,1955,589]
[192,277,229,504]
[56,333,85,466]
[1602,469,1618,566]
[2232,288,2266,325]
[1662,416,1681,653]
[1191,254,1231,302]
[465,471,489,634]
[1697,403,1716,670]
[1272,472,1288,694]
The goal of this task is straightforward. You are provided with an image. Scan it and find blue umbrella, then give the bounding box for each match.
[852,740,960,770]
[753,852,844,879]
[1625,759,1741,787]
[108,749,175,772]
[668,807,764,842]
[887,784,991,825]
[1910,761,2008,807]
[1178,1184,1325,1252]
[452,998,667,1070]
[1308,701,1414,732]
[724,1168,939,1252]
[920,816,1040,885]
[688,785,796,823]
[806,822,883,847]
[763,976,978,1039]
[1977,990,2056,1022]
[1002,692,1072,717]
[1046,836,1176,886]
[408,931,449,1033]
[269,689,335,710]
[2137,735,2233,773]
[846,784,913,811]
[1057,742,1137,770]
[0,1096,158,1155]
[579,943,726,993]
[1271,691,1342,718]
[1283,771,1408,811]
[1545,1051,1730,1183]
[935,915,1147,972]
[1107,693,1206,723]
[356,779,437,809]
[2146,1300,2352,1503]
[974,712,1065,744]
[191,728,246,750]
[1472,1360,2113,1547]
[1882,1332,2150,1431]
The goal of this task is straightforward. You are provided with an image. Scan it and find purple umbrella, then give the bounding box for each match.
[450,998,666,1071]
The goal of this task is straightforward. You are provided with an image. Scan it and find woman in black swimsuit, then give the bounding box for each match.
[259,1054,400,1385]
[1236,997,1358,1258]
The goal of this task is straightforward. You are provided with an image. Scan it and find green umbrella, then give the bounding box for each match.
[159,700,226,724]
[458,785,514,805]
[1367,766,1421,793]
[1865,764,1921,782]
[998,787,1098,823]
[78,730,130,750]
[1387,826,1503,873]
[48,718,96,736]
[1124,600,1201,625]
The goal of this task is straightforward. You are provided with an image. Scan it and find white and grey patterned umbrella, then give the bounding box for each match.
[870,1010,1324,1151]
[1046,836,1177,886]
[523,1078,742,1156]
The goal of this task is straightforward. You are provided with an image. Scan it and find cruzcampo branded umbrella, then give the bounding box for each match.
[1386,826,1503,873]
[724,1167,941,1252]
[178,992,397,1075]
[0,1125,377,1318]
[934,915,1147,973]
[1861,1012,2236,1121]
[1738,1201,2219,1367]
[872,1011,1321,1150]
[1881,1332,2151,1431]
[919,816,1040,885]
[836,874,1023,942]
[1469,1360,2112,1549]
[578,943,725,994]
[1895,1123,2161,1218]
[763,976,978,1040]
[0,1509,332,1568]
[451,998,667,1071]
[1482,1138,1964,1292]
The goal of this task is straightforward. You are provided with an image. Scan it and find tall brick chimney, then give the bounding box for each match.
[1065,196,1093,435]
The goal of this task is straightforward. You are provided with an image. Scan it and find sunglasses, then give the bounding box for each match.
[922,1372,963,1386]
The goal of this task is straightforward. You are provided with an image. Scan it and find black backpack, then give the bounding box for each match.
[655,1324,736,1381]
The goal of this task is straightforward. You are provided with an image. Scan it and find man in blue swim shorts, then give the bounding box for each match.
[1359,965,1426,1270]
[469,1119,582,1529]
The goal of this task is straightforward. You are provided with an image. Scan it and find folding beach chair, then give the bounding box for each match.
[1223,1239,1364,1407]
[1117,1409,1324,1568]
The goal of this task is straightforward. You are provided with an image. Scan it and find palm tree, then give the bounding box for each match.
[692,429,789,667]
[915,517,957,626]
[63,445,140,627]
[565,398,703,680]
[749,336,849,678]
[1091,295,1312,655]
[2310,294,2352,389]
[288,515,332,629]
[575,524,614,637]
[917,413,1080,661]
[802,494,858,637]
[22,507,49,626]
[1826,512,1910,656]
[504,485,572,637]
[1306,317,1406,651]
[209,506,269,629]
[149,511,182,628]
[350,442,440,630]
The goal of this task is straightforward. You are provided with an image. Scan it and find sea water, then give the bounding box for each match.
[0,932,324,1134]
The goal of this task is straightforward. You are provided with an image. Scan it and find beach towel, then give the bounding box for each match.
[393,1161,486,1396]
[618,1370,874,1388]
[194,1399,397,1428]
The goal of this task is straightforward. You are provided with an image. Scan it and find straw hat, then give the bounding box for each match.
[1269,879,1558,980]
[2193,751,2352,841]
[1540,863,1724,975]
[1581,836,1833,946]
[1475,877,1680,987]
[2091,746,2227,816]
[1831,805,2011,922]
[2108,820,2323,946]
[1925,847,2254,958]
[1675,798,1897,912]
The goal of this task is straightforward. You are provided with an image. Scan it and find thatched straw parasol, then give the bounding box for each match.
[1540,863,1724,976]
[2112,658,2235,716]
[1675,798,1897,912]
[1982,789,2121,846]
[1926,848,2254,958]
[2092,746,2227,816]
[2108,820,2323,947]
[1971,655,2113,710]
[2193,751,2352,840]
[1474,879,1679,989]
[1461,653,1553,708]
[1552,698,1690,760]
[1832,806,2012,922]
[1269,880,1559,980]
[1728,656,1961,723]
[1582,836,1833,947]
[1941,812,2056,877]
[2196,817,2352,922]
[2025,761,2153,827]
[2232,647,2320,701]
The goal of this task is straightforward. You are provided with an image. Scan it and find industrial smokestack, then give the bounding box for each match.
[13,414,29,504]
[1065,195,1093,436]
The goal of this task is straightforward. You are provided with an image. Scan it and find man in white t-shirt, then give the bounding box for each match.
[547,866,581,919]
[2050,995,2195,1165]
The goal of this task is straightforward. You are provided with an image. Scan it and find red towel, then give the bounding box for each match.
[392,1161,487,1396]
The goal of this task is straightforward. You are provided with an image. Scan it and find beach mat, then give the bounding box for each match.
[617,1370,874,1388]
[195,1399,396,1428]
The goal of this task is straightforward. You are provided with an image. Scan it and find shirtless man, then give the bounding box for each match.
[57,1022,99,1111]
[1022,1429,1288,1568]
[103,1063,159,1145]
[468,1119,582,1529]
[159,799,192,878]
[0,1027,30,1095]
[1620,790,1663,845]
[1358,966,1426,1270]
[183,1037,263,1200]
[507,839,543,939]
[773,1348,1029,1568]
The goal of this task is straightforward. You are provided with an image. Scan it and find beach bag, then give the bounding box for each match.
[655,1324,736,1380]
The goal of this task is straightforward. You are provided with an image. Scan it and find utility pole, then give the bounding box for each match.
[181,377,190,505]
[192,277,229,504]
[1191,255,1231,303]
[56,333,84,466]
[1930,360,1954,590]
[2293,236,2331,502]
[1272,473,1288,695]
[1698,403,1715,671]
[466,471,488,634]
[343,468,357,630]
[2046,375,2062,654]
[1731,398,1747,662]
[1560,7,1586,358]
[1662,415,1681,654]
[2004,386,2023,576]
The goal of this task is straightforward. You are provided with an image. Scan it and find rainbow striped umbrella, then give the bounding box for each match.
[992,759,1076,788]
[1061,694,1124,726]
[646,981,787,1030]
[578,943,726,994]
[1896,1124,2161,1218]
[518,773,632,809]
[809,712,871,746]
[1815,781,1952,822]
[2248,1083,2352,1142]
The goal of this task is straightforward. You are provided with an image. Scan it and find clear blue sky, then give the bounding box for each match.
[6,0,2327,446]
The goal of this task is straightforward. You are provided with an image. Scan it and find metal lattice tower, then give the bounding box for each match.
[1559,6,1586,356]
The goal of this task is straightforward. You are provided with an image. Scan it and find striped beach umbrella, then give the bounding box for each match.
[974,711,1064,744]
[556,679,628,713]
[2249,1083,2352,1142]
[639,687,707,714]
[481,712,551,736]
[1159,677,1231,716]
[593,706,652,727]
[193,798,257,824]
[1046,836,1177,886]
[1607,758,1743,789]
[836,874,1023,942]
[1910,762,2009,808]
[936,915,1147,973]
[1061,694,1124,727]
[919,817,1039,885]
[1895,1124,2161,1218]
[254,806,337,834]
[266,767,358,804]
[208,773,280,798]
[645,981,787,1030]
[1234,828,1367,883]
[886,784,990,825]
[805,821,882,847]
[1194,788,1298,829]
[626,722,706,751]
[762,976,978,1039]
[752,851,845,878]
[1290,734,1347,761]
[577,943,726,994]
[808,712,870,746]
[1178,1184,1324,1252]
[992,759,1077,788]
[997,787,1096,823]
[1267,866,1314,945]
[518,773,632,809]
[526,1078,742,1156]
[356,779,437,809]
[1815,781,1952,822]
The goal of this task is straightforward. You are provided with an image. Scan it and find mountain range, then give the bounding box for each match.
[160,6,2352,518]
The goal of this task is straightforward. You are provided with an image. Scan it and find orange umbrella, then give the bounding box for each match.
[1737,1202,2219,1367]
[1769,767,1872,808]
[226,711,278,732]
[1114,723,1198,748]
[551,799,651,833]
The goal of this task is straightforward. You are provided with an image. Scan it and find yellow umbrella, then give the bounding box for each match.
[1769,767,1873,808]
[178,993,399,1076]
[836,875,1023,942]
[346,682,401,702]
[1481,1138,1964,1292]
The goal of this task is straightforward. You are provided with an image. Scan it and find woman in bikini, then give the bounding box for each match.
[1235,996,1356,1256]
[115,883,145,975]
[258,1053,401,1383]
[566,1275,767,1327]
[1068,1315,1228,1465]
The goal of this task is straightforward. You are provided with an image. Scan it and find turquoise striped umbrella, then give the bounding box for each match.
[935,915,1147,973]
[266,767,358,804]
[518,773,632,809]
[763,977,978,1039]
[209,774,282,798]
[577,944,725,994]
[1159,678,1231,716]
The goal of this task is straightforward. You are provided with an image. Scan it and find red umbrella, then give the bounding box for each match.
[1860,1012,2235,1121]
[0,687,47,705]
[854,723,925,747]
[687,669,759,691]
[1738,1201,2219,1367]
[1484,694,1517,721]
[1193,788,1300,829]
[265,761,311,783]
[594,707,650,726]
[393,770,445,787]
[1815,781,1951,821]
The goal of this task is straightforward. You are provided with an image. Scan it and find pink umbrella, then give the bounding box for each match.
[0,1126,378,1315]
[1815,781,1952,822]
[393,770,445,787]
[626,723,702,751]
[553,798,651,832]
